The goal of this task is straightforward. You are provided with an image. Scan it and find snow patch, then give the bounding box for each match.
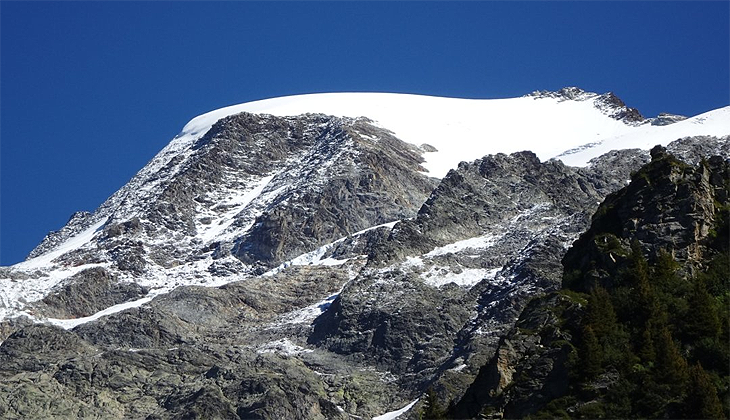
[257,338,313,356]
[424,234,501,257]
[264,220,399,276]
[450,363,468,372]
[373,399,420,420]
[15,218,108,270]
[45,295,153,330]
[276,291,340,326]
[197,174,275,243]
[558,107,730,166]
[422,267,499,289]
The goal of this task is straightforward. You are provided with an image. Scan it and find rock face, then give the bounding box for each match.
[308,145,660,404]
[0,91,727,419]
[452,148,730,418]
[26,211,93,260]
[564,145,729,292]
[452,292,582,419]
[0,263,409,420]
[32,267,148,319]
[229,115,436,267]
[651,112,688,126]
[27,112,436,277]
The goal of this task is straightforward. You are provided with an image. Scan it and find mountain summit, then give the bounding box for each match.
[0,89,728,419]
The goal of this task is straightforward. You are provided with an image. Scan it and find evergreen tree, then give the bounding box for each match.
[655,327,689,394]
[684,276,720,340]
[581,325,603,378]
[638,321,655,365]
[421,387,447,420]
[627,241,665,328]
[653,248,680,291]
[684,362,724,419]
[586,286,618,339]
[627,240,650,287]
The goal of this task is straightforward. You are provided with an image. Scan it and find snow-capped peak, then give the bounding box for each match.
[179,89,729,176]
[3,88,728,327]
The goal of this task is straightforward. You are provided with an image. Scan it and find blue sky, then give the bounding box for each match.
[1,1,728,265]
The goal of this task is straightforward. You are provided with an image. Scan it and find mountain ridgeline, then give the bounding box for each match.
[0,90,728,419]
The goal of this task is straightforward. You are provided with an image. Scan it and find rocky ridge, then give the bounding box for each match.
[527,87,645,125]
[451,146,730,418]
[0,89,728,418]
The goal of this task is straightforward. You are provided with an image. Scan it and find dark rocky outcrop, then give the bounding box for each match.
[31,267,148,319]
[452,292,582,419]
[563,145,729,292]
[451,147,730,418]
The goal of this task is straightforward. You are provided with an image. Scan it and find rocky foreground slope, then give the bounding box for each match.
[452,146,729,418]
[0,89,728,419]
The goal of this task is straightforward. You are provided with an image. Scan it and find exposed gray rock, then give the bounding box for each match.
[0,316,34,343]
[527,87,644,124]
[30,112,436,277]
[666,135,730,165]
[650,112,688,126]
[1,102,726,420]
[232,117,437,267]
[0,263,412,419]
[564,145,730,293]
[310,149,622,405]
[452,292,582,419]
[0,324,97,373]
[31,267,148,319]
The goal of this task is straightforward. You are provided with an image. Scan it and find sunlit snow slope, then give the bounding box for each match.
[182,91,730,176]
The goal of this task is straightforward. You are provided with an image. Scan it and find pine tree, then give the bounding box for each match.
[655,327,689,394]
[627,240,650,287]
[581,325,603,378]
[421,387,447,420]
[586,286,618,339]
[653,248,680,292]
[627,241,664,327]
[684,276,720,340]
[638,321,655,365]
[684,362,724,419]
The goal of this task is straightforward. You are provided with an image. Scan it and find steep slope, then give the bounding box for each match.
[1,113,437,323]
[0,88,728,419]
[452,147,730,419]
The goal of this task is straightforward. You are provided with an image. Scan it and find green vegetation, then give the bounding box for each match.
[420,387,448,420]
[547,230,729,418]
[542,152,729,418]
[459,151,728,420]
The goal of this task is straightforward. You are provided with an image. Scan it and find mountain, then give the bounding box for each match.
[0,88,728,419]
[452,146,729,418]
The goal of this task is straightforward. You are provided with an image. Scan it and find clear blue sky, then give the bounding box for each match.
[1,1,728,265]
